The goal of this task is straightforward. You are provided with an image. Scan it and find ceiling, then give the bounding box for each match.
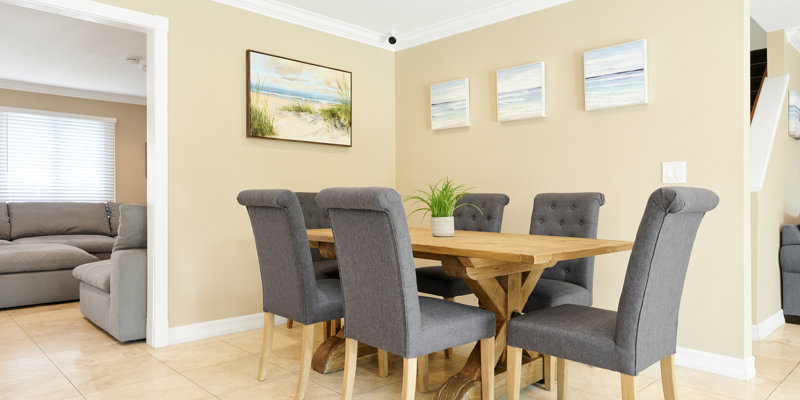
[751,0,800,32]
[0,1,146,104]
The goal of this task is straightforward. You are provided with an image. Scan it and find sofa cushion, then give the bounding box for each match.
[0,240,13,246]
[0,244,98,274]
[8,203,112,239]
[72,260,111,292]
[12,235,116,254]
[108,202,121,236]
[113,205,147,251]
[0,203,9,240]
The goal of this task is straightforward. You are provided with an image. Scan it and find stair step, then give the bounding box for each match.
[751,48,768,64]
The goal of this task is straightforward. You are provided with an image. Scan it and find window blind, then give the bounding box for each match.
[0,108,116,202]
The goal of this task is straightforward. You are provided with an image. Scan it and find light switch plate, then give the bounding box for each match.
[662,161,686,183]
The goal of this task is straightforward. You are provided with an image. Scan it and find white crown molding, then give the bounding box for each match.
[752,309,785,342]
[395,0,573,50]
[786,27,800,54]
[212,0,392,51]
[0,79,146,105]
[676,347,756,381]
[168,312,286,346]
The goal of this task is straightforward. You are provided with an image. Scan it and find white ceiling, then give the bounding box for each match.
[0,2,146,103]
[751,0,800,32]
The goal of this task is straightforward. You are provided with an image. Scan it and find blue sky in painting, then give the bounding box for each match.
[249,52,348,103]
[497,63,542,94]
[431,79,468,105]
[584,40,646,78]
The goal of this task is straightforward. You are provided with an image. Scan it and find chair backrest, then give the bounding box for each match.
[454,193,510,232]
[237,189,319,324]
[296,192,331,261]
[615,187,718,374]
[529,193,605,293]
[316,187,420,357]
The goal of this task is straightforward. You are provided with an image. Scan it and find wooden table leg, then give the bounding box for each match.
[311,323,377,373]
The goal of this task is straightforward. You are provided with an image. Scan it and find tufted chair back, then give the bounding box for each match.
[529,192,605,294]
[296,192,331,262]
[454,193,510,232]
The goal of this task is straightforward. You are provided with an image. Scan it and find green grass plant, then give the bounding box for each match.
[249,75,278,137]
[406,177,481,220]
[320,78,352,133]
[281,103,317,115]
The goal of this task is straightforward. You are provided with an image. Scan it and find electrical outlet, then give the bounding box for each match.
[662,162,686,184]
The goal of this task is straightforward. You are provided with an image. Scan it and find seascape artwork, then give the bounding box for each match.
[497,62,545,121]
[790,90,800,139]
[430,78,470,130]
[246,50,352,146]
[584,40,648,111]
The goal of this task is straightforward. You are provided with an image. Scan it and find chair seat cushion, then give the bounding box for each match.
[411,296,495,358]
[415,265,472,298]
[13,235,116,254]
[313,259,340,280]
[72,260,111,293]
[522,278,591,312]
[507,304,626,373]
[0,244,98,273]
[314,279,344,323]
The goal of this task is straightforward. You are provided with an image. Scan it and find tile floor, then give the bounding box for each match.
[1,301,799,399]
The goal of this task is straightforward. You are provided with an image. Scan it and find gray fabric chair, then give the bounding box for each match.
[523,192,605,312]
[780,225,800,319]
[506,187,719,400]
[72,204,147,342]
[316,187,496,400]
[237,189,344,400]
[415,193,510,300]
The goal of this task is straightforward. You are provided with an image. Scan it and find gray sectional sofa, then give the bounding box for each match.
[0,202,121,309]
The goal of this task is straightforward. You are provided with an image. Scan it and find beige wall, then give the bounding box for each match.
[96,0,396,326]
[751,31,800,324]
[0,88,146,203]
[396,0,751,358]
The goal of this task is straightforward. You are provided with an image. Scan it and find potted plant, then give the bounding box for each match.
[406,178,481,237]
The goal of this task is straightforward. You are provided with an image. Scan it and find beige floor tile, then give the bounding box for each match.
[146,337,251,372]
[518,383,617,400]
[47,341,149,370]
[308,352,404,394]
[218,326,301,355]
[534,361,656,400]
[83,374,214,400]
[22,317,119,354]
[181,354,292,395]
[767,380,800,400]
[675,367,781,400]
[635,380,738,399]
[59,353,176,395]
[754,356,798,381]
[0,329,44,362]
[783,363,800,384]
[0,353,61,384]
[762,323,800,346]
[219,374,340,399]
[0,313,16,329]
[9,301,82,326]
[753,340,800,363]
[0,368,81,400]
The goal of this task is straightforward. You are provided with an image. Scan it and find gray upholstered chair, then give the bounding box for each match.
[316,187,496,400]
[72,204,146,342]
[780,225,800,320]
[237,189,344,399]
[523,192,604,312]
[506,187,718,400]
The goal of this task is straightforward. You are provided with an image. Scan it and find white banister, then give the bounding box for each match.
[751,74,790,192]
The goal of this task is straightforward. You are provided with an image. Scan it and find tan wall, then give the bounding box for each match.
[395,0,751,358]
[751,31,800,324]
[96,0,396,326]
[0,88,146,203]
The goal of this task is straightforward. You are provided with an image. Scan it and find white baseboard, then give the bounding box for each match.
[676,347,756,381]
[752,310,785,342]
[167,313,287,346]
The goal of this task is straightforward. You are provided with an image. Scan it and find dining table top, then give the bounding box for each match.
[307,227,633,266]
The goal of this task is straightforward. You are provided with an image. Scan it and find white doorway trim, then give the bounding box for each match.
[1,0,170,347]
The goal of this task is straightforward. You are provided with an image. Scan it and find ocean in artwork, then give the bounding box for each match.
[431,78,469,130]
[497,62,545,121]
[790,90,800,138]
[584,40,647,111]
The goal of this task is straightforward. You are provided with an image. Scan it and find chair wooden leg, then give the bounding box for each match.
[287,319,294,329]
[296,324,314,400]
[443,297,455,359]
[480,338,494,400]
[557,357,567,400]
[377,348,389,377]
[341,338,358,400]
[660,354,676,400]
[323,321,332,339]
[506,346,522,400]
[402,357,417,400]
[333,318,342,334]
[621,373,636,400]
[257,313,274,381]
[417,354,429,392]
[543,354,555,391]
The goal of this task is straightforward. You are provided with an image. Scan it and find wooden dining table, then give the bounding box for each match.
[307,227,633,400]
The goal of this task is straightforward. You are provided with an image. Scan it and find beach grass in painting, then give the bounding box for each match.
[497,62,545,121]
[584,40,647,111]
[431,78,470,130]
[790,90,800,139]
[247,50,352,146]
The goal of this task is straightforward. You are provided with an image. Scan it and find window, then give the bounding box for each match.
[0,107,115,202]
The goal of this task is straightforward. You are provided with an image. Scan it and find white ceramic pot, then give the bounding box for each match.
[431,216,454,237]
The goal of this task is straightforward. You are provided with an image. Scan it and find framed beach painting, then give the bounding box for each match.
[584,40,648,111]
[790,90,800,139]
[430,78,470,130]
[497,62,545,121]
[246,50,352,146]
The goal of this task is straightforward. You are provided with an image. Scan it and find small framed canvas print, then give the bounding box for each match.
[584,39,648,111]
[497,62,545,121]
[430,78,470,130]
[790,90,800,139]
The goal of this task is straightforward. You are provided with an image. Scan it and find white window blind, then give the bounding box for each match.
[0,107,116,202]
